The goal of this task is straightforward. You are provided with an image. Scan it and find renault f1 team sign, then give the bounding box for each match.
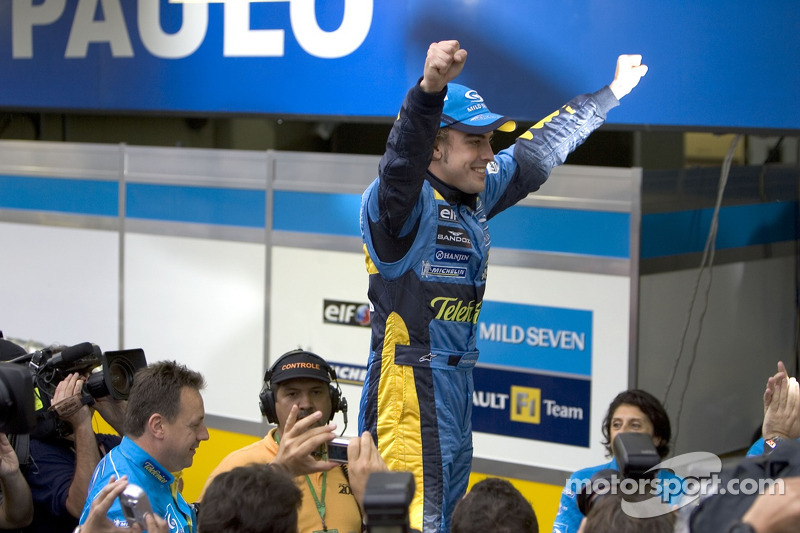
[1,0,798,130]
[473,300,592,446]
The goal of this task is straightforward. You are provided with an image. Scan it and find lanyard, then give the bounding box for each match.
[274,431,330,532]
[305,471,328,531]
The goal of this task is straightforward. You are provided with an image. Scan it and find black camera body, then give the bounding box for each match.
[363,471,416,533]
[612,431,661,479]
[1,341,146,439]
[0,363,37,434]
[576,432,661,517]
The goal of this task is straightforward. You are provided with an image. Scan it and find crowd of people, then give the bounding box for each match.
[4,330,800,533]
[1,38,799,533]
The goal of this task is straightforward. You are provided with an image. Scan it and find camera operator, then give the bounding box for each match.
[24,369,126,533]
[199,349,387,533]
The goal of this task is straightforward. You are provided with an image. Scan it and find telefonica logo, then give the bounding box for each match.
[143,461,168,484]
[430,297,481,324]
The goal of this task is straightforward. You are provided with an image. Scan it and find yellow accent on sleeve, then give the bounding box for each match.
[530,109,561,130]
[364,244,379,274]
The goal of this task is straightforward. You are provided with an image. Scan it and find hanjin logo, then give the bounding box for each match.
[436,226,472,249]
[434,249,471,264]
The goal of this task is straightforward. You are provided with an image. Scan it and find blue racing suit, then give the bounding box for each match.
[79,437,196,533]
[358,81,619,533]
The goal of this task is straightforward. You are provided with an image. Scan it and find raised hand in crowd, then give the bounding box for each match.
[760,361,800,441]
[272,404,339,477]
[80,476,168,533]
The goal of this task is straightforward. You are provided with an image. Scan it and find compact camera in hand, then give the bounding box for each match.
[327,436,350,463]
[119,484,154,528]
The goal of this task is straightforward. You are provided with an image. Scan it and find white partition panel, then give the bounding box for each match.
[269,246,372,432]
[124,233,266,423]
[0,222,119,350]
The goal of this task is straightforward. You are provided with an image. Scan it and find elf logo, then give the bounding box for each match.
[323,299,370,327]
[438,205,458,222]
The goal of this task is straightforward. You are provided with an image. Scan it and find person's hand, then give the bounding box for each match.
[131,512,168,533]
[608,54,648,100]
[420,40,467,94]
[346,431,389,510]
[272,405,338,477]
[742,477,800,533]
[51,373,93,429]
[82,476,168,533]
[761,361,800,440]
[0,432,20,479]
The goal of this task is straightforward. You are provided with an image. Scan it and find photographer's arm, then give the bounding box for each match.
[347,431,389,513]
[741,477,800,533]
[0,432,33,528]
[53,373,103,517]
[94,397,127,436]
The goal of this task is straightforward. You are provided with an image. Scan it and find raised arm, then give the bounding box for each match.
[609,54,649,100]
[419,40,467,94]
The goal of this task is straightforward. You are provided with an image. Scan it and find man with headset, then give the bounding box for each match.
[200,349,387,533]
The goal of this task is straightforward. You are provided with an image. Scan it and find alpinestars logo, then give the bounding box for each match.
[436,226,472,249]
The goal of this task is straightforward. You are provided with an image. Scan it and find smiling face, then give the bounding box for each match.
[429,128,495,194]
[274,378,332,438]
[161,387,209,471]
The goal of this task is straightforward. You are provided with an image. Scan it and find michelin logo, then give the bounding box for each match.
[422,261,467,278]
[330,363,368,385]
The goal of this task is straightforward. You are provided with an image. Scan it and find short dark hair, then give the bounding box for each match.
[198,463,302,533]
[451,477,538,533]
[123,360,205,437]
[582,491,675,533]
[601,389,671,458]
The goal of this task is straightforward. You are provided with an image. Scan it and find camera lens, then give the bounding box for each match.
[108,359,136,398]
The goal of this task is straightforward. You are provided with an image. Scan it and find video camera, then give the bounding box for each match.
[1,339,146,439]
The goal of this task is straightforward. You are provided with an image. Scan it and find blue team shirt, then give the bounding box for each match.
[79,437,195,533]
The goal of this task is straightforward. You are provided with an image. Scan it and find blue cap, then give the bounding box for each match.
[440,83,517,134]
